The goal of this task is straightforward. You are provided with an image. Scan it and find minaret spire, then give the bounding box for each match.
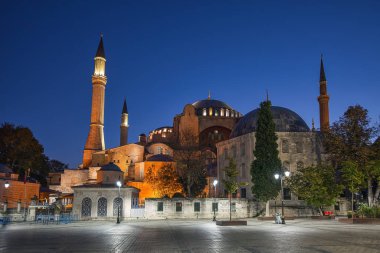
[96,34,105,59]
[82,35,108,168]
[120,98,129,146]
[318,54,330,132]
[320,54,326,82]
[208,90,211,100]
[122,98,128,114]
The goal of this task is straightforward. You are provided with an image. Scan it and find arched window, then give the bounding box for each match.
[113,197,123,217]
[81,197,92,217]
[283,161,290,171]
[296,141,303,153]
[220,108,225,116]
[215,109,219,116]
[202,108,207,116]
[226,109,230,117]
[208,107,213,116]
[97,197,107,217]
[282,139,289,153]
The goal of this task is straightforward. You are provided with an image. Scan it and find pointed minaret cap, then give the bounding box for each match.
[95,34,106,59]
[122,98,128,114]
[320,54,326,82]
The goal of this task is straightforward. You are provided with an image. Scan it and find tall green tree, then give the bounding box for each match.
[341,161,365,214]
[223,158,246,221]
[0,123,49,184]
[288,164,344,215]
[324,105,380,206]
[250,100,282,202]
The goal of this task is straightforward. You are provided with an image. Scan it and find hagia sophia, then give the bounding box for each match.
[46,36,331,218]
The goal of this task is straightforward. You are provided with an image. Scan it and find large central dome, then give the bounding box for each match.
[230,106,310,138]
[192,99,233,110]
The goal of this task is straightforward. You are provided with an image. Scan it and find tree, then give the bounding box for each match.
[341,161,365,214]
[324,105,380,206]
[223,158,246,221]
[250,100,282,202]
[47,159,69,172]
[288,164,343,215]
[145,163,183,198]
[175,128,207,197]
[0,122,49,184]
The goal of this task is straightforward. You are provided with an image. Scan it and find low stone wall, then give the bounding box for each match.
[339,218,380,224]
[144,198,263,219]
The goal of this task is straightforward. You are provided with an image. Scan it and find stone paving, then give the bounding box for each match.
[0,218,380,252]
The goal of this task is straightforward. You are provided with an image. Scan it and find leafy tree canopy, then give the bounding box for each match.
[0,122,67,185]
[175,128,208,197]
[323,105,380,206]
[287,164,344,214]
[145,163,183,198]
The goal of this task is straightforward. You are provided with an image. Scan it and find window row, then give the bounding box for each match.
[281,139,304,153]
[81,197,123,217]
[202,108,241,118]
[156,202,223,212]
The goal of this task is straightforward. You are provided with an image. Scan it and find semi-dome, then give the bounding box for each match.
[99,162,122,172]
[230,106,310,138]
[146,154,174,162]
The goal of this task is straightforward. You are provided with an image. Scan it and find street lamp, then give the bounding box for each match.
[274,171,290,224]
[3,181,10,213]
[212,179,218,221]
[116,181,122,224]
[213,179,218,197]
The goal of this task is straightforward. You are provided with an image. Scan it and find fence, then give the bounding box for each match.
[35,214,79,224]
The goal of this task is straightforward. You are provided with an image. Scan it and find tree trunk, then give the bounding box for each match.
[351,190,354,218]
[229,193,232,221]
[318,206,323,216]
[374,182,380,206]
[368,178,374,207]
[187,177,191,198]
[265,201,270,217]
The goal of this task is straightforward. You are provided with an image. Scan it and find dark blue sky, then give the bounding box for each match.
[1,0,379,167]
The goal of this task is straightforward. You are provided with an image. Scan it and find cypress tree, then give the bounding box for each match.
[250,100,282,201]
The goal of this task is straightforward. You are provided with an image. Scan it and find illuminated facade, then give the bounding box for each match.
[51,37,331,215]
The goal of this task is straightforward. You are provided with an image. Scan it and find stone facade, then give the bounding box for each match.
[216,131,325,200]
[91,144,144,177]
[72,186,139,220]
[49,169,89,194]
[144,198,264,219]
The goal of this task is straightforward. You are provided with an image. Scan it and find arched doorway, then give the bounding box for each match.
[81,197,92,217]
[97,197,107,217]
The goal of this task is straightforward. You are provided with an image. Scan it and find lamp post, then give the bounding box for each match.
[212,179,218,221]
[4,181,10,212]
[116,181,122,224]
[274,171,290,224]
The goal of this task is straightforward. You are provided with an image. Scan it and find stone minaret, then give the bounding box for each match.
[120,98,129,146]
[318,55,330,132]
[82,35,107,168]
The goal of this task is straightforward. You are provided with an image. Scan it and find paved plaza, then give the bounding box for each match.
[0,218,380,253]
